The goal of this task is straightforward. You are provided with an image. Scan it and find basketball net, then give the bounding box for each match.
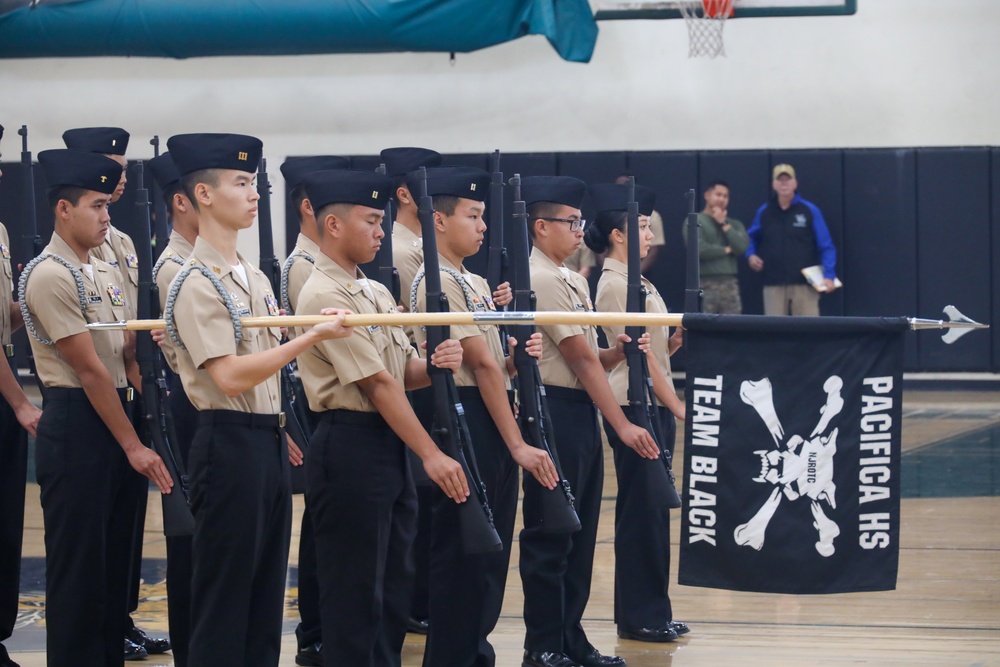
[673,0,735,58]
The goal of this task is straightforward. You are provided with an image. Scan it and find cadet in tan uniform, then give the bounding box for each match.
[409,166,557,667]
[162,133,353,667]
[586,183,689,644]
[277,154,350,667]
[381,147,441,316]
[147,151,199,667]
[295,168,468,667]
[20,148,172,667]
[61,126,169,658]
[63,127,139,318]
[0,124,43,667]
[518,176,658,667]
[381,146,442,633]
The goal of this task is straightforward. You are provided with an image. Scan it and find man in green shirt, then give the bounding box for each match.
[682,180,749,314]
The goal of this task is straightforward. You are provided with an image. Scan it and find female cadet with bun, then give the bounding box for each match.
[585,182,690,644]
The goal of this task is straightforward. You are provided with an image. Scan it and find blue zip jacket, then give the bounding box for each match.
[746,193,837,283]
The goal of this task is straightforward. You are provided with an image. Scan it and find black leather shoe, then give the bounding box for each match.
[617,625,679,643]
[126,626,171,654]
[295,641,323,667]
[669,620,691,636]
[522,651,581,667]
[406,617,429,635]
[568,647,627,666]
[124,638,148,661]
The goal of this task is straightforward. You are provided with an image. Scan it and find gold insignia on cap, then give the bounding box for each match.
[212,265,221,274]
[238,151,248,161]
[101,176,107,183]
[371,190,378,199]
[470,183,477,191]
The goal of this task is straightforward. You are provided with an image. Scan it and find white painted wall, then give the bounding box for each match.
[1,0,996,256]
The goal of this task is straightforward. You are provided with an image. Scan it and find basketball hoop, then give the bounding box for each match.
[673,0,735,58]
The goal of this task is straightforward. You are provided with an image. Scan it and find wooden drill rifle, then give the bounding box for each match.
[417,167,502,554]
[684,188,702,313]
[256,157,312,493]
[133,161,195,536]
[508,174,580,533]
[624,177,681,509]
[149,136,169,262]
[372,162,400,302]
[485,150,510,355]
[15,126,42,389]
[485,150,507,295]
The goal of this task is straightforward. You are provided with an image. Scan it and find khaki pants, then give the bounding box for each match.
[763,284,819,316]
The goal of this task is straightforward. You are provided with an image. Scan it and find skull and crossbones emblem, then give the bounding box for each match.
[734,376,843,557]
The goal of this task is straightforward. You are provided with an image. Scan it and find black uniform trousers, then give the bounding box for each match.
[164,380,197,667]
[124,389,150,628]
[307,410,416,667]
[35,387,142,667]
[520,386,604,657]
[0,357,27,655]
[407,386,435,623]
[602,405,676,629]
[422,389,518,667]
[187,410,291,667]
[296,407,322,650]
[296,496,321,649]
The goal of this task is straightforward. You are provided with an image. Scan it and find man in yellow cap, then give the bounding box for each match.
[747,164,839,316]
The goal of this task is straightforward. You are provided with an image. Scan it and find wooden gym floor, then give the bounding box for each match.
[7,389,1000,666]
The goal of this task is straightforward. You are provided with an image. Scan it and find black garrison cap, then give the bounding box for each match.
[521,175,587,209]
[148,152,181,192]
[62,127,130,156]
[421,166,491,203]
[303,169,394,212]
[38,149,123,195]
[588,183,656,217]
[166,133,263,177]
[280,156,351,192]
[379,147,442,178]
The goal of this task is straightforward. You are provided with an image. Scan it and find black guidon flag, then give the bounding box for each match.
[678,314,907,594]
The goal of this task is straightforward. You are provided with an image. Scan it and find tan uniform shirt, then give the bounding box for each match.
[24,233,129,388]
[529,246,598,390]
[282,233,319,341]
[92,224,139,319]
[0,223,14,351]
[595,257,674,407]
[393,223,423,311]
[393,223,424,346]
[283,233,319,315]
[154,231,195,374]
[168,237,281,413]
[296,252,416,413]
[412,254,509,390]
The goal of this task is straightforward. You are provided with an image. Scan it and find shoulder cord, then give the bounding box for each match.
[152,253,185,285]
[163,264,243,351]
[280,251,315,315]
[409,265,476,333]
[17,254,88,346]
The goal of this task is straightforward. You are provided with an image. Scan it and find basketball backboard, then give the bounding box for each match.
[594,0,857,20]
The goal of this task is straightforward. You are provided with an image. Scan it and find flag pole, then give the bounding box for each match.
[87,307,989,342]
